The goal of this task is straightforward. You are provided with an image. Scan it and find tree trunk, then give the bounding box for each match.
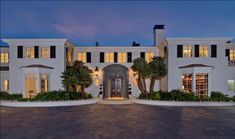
[142,78,147,94]
[81,85,85,98]
[149,77,156,96]
[137,72,146,95]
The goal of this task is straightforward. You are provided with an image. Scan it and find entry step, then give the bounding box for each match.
[98,99,134,105]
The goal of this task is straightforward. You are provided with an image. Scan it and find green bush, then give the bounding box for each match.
[210,91,230,102]
[0,91,92,101]
[0,91,23,100]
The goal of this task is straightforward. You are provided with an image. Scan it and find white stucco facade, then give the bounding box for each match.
[0,25,235,98]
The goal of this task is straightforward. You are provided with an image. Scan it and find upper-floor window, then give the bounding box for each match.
[26,47,34,58]
[118,53,127,63]
[77,52,86,63]
[41,48,50,59]
[199,46,208,57]
[0,53,9,63]
[105,53,114,63]
[230,50,235,61]
[183,46,193,57]
[145,52,154,63]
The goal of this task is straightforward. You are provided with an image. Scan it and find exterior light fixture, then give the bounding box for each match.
[94,66,99,77]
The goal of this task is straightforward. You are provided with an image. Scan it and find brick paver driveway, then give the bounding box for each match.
[1,104,235,139]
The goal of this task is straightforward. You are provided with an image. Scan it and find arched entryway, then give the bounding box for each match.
[103,64,129,99]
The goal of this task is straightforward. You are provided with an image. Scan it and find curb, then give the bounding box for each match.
[132,99,235,107]
[0,98,98,107]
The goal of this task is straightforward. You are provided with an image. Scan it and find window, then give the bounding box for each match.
[140,52,145,59]
[40,74,49,93]
[199,46,208,57]
[105,53,114,63]
[86,52,91,63]
[182,74,192,93]
[183,46,193,57]
[41,48,50,58]
[25,74,37,98]
[228,80,235,91]
[211,45,217,58]
[26,47,34,58]
[0,53,9,63]
[127,52,132,63]
[196,74,208,97]
[145,53,154,63]
[4,80,9,91]
[77,52,86,63]
[229,50,235,61]
[118,53,127,63]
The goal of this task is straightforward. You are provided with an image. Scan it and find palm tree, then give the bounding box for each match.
[61,67,79,92]
[61,60,93,97]
[149,56,167,95]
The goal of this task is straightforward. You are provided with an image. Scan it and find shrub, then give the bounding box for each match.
[0,91,23,100]
[210,91,230,102]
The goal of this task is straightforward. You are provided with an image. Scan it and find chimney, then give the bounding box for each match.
[95,42,99,46]
[153,25,165,47]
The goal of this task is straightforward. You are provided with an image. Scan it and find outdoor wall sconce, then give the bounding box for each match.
[94,66,99,77]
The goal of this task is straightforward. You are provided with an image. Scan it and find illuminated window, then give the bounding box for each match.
[0,53,9,63]
[26,48,34,58]
[25,74,37,98]
[196,74,208,97]
[118,53,127,63]
[183,46,193,57]
[40,74,49,93]
[4,80,9,90]
[228,80,235,91]
[105,53,114,63]
[199,46,208,57]
[77,52,86,63]
[182,74,192,92]
[229,50,235,61]
[145,53,154,63]
[41,48,50,58]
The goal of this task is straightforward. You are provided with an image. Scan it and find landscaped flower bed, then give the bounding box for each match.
[138,90,235,102]
[0,91,92,102]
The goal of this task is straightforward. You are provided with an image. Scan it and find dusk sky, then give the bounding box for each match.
[1,1,235,46]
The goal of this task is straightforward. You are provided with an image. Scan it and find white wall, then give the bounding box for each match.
[74,46,159,97]
[2,39,68,95]
[167,38,235,96]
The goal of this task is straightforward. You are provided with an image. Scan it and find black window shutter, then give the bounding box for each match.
[225,49,230,56]
[100,52,104,63]
[17,46,23,58]
[177,45,183,58]
[114,52,118,63]
[34,46,39,58]
[225,49,230,61]
[211,45,217,58]
[194,45,199,57]
[50,46,56,58]
[140,52,145,59]
[86,52,91,63]
[127,52,132,63]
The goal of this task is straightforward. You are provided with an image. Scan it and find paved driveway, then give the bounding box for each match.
[1,104,235,139]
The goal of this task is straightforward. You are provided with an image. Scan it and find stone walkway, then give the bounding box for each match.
[1,104,235,139]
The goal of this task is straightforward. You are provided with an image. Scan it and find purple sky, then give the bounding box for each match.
[1,1,235,46]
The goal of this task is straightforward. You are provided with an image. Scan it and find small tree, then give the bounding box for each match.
[61,60,93,97]
[131,58,150,95]
[149,56,167,95]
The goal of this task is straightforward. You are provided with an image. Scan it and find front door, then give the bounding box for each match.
[111,78,122,97]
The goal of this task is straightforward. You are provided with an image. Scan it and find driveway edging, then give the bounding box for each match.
[133,99,235,106]
[0,98,98,107]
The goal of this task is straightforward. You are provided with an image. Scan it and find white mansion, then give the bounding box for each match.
[0,25,235,98]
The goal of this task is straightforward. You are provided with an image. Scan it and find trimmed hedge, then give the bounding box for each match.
[139,90,235,102]
[0,91,92,101]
